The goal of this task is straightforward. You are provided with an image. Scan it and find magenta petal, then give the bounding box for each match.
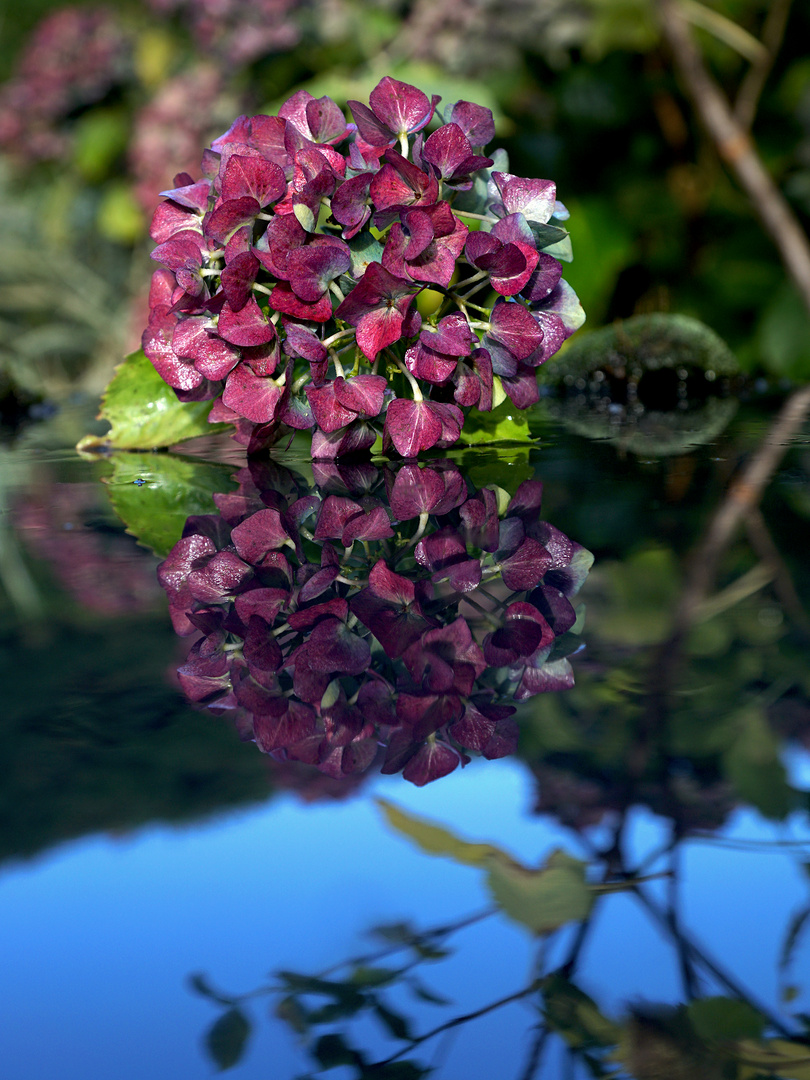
[220,251,259,312]
[384,398,442,458]
[369,77,438,138]
[492,172,556,224]
[172,317,240,380]
[218,298,276,346]
[283,324,327,362]
[347,99,396,147]
[222,362,283,422]
[449,101,495,146]
[522,253,564,303]
[305,617,371,675]
[489,301,544,360]
[221,154,286,206]
[306,382,358,434]
[143,308,204,392]
[402,739,461,786]
[419,312,474,357]
[287,237,351,302]
[342,502,394,544]
[333,374,387,418]
[231,508,290,563]
[499,538,552,590]
[205,195,260,245]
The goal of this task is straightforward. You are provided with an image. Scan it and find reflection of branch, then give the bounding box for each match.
[744,506,810,633]
[669,383,810,639]
[632,883,795,1037]
[658,0,810,315]
[734,0,793,131]
[371,978,544,1069]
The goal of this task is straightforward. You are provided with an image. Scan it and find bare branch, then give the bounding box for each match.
[734,0,793,131]
[657,0,810,315]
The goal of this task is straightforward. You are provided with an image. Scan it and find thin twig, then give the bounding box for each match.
[657,0,810,315]
[734,0,793,130]
[371,978,545,1067]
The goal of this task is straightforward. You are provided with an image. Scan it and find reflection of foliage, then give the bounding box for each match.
[189,800,810,1077]
[0,614,274,865]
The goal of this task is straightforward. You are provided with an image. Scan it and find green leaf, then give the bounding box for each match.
[102,451,236,556]
[458,397,533,446]
[205,1007,252,1072]
[486,849,593,935]
[687,997,765,1042]
[376,798,510,867]
[77,349,232,452]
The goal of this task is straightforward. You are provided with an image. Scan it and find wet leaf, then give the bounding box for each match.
[205,1007,252,1071]
[102,452,236,556]
[77,349,232,451]
[457,397,532,445]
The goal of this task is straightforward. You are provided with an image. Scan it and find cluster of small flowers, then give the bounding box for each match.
[0,7,129,163]
[157,460,592,785]
[144,77,584,457]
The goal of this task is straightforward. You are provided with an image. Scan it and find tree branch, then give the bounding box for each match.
[657,0,810,315]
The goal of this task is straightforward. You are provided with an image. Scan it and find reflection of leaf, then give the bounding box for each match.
[378,801,594,934]
[376,798,508,867]
[458,397,532,446]
[313,1032,359,1068]
[103,451,236,556]
[188,972,236,1007]
[687,997,765,1041]
[205,1007,252,1072]
[77,349,232,451]
[721,705,793,820]
[486,849,593,935]
[736,1038,810,1079]
[374,1001,413,1041]
[542,973,621,1048]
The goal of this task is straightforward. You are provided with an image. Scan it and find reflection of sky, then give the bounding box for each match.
[2,760,809,1079]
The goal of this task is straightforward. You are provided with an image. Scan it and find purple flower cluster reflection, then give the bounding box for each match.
[158,461,592,785]
[144,78,584,457]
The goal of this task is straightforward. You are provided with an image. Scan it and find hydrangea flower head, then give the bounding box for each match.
[143,80,584,457]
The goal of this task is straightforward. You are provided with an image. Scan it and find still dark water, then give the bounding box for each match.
[3,396,810,1079]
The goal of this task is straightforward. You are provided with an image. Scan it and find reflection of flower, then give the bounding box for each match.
[15,481,163,614]
[143,78,584,456]
[158,460,592,785]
